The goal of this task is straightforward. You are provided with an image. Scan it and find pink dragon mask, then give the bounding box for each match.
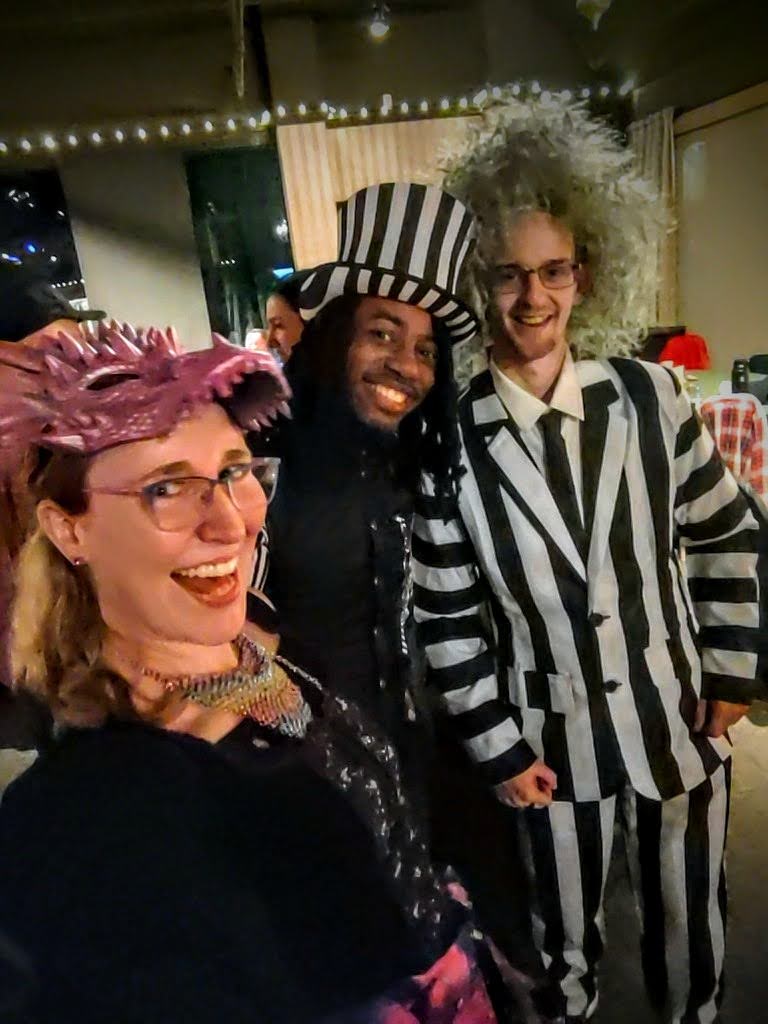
[0,322,290,475]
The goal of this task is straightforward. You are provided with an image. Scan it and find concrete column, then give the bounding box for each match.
[59,149,211,349]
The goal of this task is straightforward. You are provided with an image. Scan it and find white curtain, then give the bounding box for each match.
[275,122,338,270]
[628,108,678,325]
[277,117,478,269]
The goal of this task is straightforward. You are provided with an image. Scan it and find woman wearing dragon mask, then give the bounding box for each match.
[0,325,502,1024]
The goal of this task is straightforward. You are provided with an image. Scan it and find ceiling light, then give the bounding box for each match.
[458,97,468,110]
[298,103,307,116]
[159,125,170,138]
[42,135,57,150]
[440,98,450,111]
[247,116,258,128]
[114,129,125,142]
[20,139,32,152]
[492,86,502,99]
[400,101,409,114]
[204,120,214,132]
[181,123,191,135]
[90,131,103,145]
[277,105,287,118]
[511,83,521,96]
[360,106,369,118]
[531,80,541,94]
[420,100,429,112]
[599,85,611,98]
[226,118,237,131]
[369,2,390,40]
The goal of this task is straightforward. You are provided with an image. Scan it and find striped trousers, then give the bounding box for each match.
[518,762,731,1024]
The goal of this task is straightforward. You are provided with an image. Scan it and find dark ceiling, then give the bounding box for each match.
[0,0,765,127]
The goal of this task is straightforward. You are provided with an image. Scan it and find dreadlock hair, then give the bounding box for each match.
[288,293,463,503]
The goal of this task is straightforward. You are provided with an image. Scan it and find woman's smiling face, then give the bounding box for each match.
[45,403,266,650]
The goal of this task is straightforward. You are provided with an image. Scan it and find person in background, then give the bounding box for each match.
[264,270,311,364]
[414,95,761,1023]
[0,322,500,1024]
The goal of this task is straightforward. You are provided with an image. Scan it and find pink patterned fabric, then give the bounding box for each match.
[701,393,768,498]
[324,931,499,1024]
[378,940,497,1023]
[0,323,290,476]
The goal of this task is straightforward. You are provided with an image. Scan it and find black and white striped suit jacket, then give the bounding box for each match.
[414,358,762,802]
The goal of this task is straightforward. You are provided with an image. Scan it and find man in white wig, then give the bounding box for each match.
[413,95,761,1023]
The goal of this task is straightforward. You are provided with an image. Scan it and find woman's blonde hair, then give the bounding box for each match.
[10,451,134,726]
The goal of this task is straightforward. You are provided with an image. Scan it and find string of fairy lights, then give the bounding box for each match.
[0,80,635,159]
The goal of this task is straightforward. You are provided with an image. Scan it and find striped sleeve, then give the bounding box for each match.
[413,477,537,784]
[250,527,270,591]
[673,385,762,702]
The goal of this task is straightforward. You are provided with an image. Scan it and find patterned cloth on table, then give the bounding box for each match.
[701,392,768,498]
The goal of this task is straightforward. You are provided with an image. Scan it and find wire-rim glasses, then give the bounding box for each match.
[87,457,275,531]
[492,259,581,296]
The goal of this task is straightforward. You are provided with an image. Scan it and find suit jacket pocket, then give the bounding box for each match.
[509,669,576,716]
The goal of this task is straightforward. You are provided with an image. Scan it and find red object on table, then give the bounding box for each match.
[658,332,711,370]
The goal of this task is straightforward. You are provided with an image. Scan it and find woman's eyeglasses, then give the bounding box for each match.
[88,458,278,531]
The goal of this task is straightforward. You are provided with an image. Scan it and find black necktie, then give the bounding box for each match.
[539,409,587,559]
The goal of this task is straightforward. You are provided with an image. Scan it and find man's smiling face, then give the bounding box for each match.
[345,296,437,432]
[488,210,580,369]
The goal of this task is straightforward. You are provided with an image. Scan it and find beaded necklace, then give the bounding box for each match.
[136,634,316,739]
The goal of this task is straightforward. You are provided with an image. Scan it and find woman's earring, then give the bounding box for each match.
[71,556,86,567]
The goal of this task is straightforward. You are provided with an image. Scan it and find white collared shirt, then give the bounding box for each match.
[489,351,586,521]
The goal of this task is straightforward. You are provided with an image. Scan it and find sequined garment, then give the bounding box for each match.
[301,688,459,962]
[145,634,462,960]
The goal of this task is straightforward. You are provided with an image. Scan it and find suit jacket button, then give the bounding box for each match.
[589,612,609,627]
[604,678,622,694]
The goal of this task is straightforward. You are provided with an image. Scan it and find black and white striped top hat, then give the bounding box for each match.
[299,182,479,344]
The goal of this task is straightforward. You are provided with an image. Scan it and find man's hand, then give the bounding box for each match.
[693,699,750,738]
[495,760,557,809]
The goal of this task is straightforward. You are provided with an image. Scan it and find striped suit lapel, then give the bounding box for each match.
[578,362,628,603]
[466,370,587,583]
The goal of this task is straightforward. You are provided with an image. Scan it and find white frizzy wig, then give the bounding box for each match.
[443,93,667,361]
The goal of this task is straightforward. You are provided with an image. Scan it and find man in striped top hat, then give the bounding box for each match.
[250,181,479,791]
[413,96,761,1023]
